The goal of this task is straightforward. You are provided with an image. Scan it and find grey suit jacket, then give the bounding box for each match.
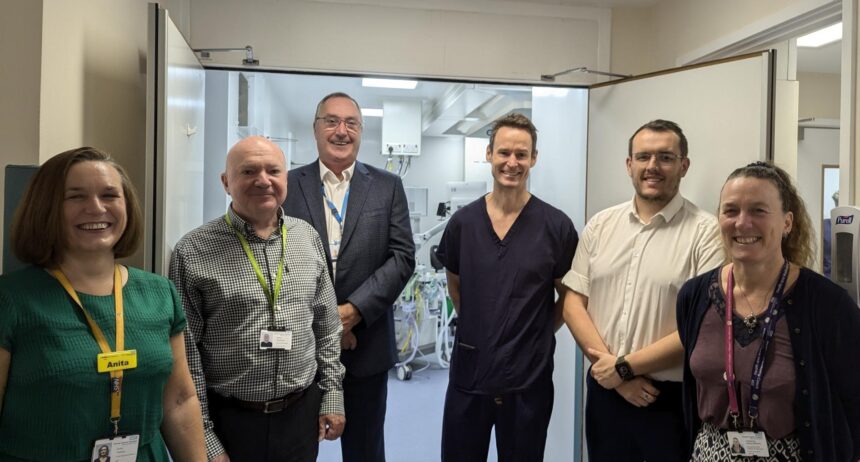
[284,160,416,376]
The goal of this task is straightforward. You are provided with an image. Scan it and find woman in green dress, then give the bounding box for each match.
[0,147,206,461]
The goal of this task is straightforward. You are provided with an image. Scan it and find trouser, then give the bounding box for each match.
[585,373,686,462]
[340,370,389,462]
[440,377,554,462]
[207,384,321,462]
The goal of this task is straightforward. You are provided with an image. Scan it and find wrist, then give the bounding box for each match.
[615,355,635,381]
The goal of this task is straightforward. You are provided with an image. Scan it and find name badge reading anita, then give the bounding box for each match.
[97,350,138,373]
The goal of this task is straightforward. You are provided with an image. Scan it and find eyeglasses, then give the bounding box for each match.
[315,116,362,132]
[632,152,683,165]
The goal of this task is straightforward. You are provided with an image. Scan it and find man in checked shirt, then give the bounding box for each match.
[170,136,345,462]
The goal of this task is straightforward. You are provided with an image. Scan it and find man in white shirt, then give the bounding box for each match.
[562,119,724,461]
[283,92,415,462]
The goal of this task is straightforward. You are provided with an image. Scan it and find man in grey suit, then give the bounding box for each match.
[283,92,415,462]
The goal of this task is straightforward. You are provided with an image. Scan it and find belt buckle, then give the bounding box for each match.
[262,398,285,413]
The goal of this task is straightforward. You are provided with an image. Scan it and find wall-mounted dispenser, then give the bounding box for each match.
[831,206,860,304]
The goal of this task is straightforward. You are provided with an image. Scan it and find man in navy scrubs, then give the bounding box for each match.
[436,112,578,461]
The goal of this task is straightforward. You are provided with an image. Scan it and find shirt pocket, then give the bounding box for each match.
[451,340,479,390]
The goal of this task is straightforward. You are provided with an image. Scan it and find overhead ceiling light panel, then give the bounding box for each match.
[797,22,842,47]
[362,78,418,89]
[532,87,570,98]
[361,108,384,117]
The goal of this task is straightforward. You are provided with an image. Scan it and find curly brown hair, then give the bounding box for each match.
[723,161,815,267]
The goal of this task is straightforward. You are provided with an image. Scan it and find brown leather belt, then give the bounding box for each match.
[216,387,309,414]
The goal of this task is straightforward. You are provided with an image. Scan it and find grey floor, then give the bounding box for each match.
[317,362,498,462]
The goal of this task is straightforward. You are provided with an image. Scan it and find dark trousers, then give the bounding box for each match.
[585,373,686,462]
[440,378,554,462]
[341,370,388,462]
[207,384,321,462]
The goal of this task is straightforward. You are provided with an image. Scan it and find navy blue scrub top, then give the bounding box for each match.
[436,195,578,395]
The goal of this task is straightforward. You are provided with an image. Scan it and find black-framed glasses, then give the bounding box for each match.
[315,116,362,132]
[632,152,682,165]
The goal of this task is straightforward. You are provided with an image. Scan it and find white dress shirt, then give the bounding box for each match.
[319,160,355,276]
[562,193,724,382]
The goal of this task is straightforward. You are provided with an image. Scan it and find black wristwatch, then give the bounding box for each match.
[615,355,635,381]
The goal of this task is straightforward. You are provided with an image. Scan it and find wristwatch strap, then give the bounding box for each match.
[615,355,635,381]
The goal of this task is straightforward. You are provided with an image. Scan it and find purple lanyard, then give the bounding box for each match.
[724,260,789,430]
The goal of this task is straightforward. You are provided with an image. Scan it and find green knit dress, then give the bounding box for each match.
[0,266,187,461]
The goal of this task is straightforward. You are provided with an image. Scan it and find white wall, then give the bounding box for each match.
[37,0,154,268]
[187,0,610,84]
[798,71,841,119]
[610,5,656,76]
[530,87,589,462]
[798,126,840,271]
[0,0,193,271]
[774,80,800,179]
[650,0,834,68]
[202,70,233,223]
[203,70,300,223]
[156,12,207,275]
[398,136,466,267]
[0,0,42,270]
[262,87,298,167]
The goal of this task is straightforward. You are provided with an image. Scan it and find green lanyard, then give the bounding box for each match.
[225,212,287,311]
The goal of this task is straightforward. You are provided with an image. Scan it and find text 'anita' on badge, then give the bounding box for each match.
[97,350,138,373]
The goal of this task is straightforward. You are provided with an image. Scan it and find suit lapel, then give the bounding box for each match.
[339,161,372,253]
[298,162,329,246]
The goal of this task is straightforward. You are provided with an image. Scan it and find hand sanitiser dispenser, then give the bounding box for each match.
[831,206,860,304]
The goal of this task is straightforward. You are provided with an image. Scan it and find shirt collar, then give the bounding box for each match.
[319,159,355,185]
[628,192,685,224]
[226,205,284,239]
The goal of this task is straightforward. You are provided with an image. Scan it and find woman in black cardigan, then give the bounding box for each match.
[676,161,860,461]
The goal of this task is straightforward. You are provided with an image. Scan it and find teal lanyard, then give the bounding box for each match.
[321,184,350,230]
[224,212,287,310]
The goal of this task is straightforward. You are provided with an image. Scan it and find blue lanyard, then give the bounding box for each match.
[725,260,790,430]
[321,184,350,229]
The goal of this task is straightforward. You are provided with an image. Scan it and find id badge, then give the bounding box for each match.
[97,350,138,373]
[329,239,341,261]
[259,328,292,350]
[726,431,769,457]
[92,434,139,461]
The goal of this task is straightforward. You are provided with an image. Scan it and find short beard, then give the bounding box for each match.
[636,192,669,203]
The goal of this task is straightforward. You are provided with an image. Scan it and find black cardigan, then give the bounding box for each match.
[676,267,860,461]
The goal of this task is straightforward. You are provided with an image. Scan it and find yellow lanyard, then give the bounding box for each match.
[225,212,287,311]
[50,265,126,435]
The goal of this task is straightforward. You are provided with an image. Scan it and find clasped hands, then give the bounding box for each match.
[587,348,660,408]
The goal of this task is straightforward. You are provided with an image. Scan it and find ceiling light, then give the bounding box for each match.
[362,78,418,89]
[797,22,842,47]
[532,87,570,97]
[361,108,383,117]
